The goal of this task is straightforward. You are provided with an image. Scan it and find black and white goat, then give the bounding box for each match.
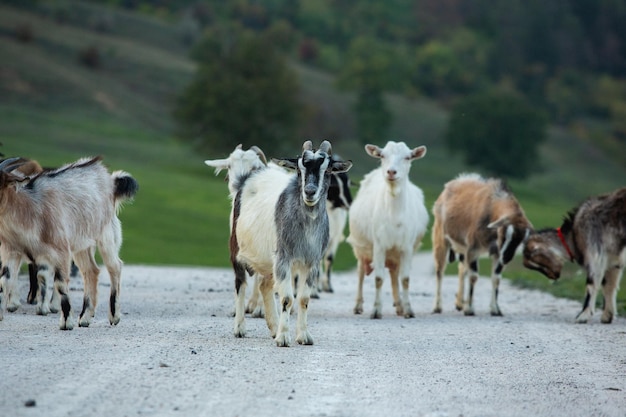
[432,173,533,316]
[0,156,138,329]
[523,187,626,323]
[319,162,353,294]
[222,141,352,346]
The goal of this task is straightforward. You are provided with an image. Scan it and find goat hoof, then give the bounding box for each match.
[575,310,591,323]
[432,307,442,314]
[601,312,614,324]
[404,309,415,319]
[109,315,121,326]
[370,310,382,319]
[296,331,314,345]
[463,309,475,316]
[59,317,75,331]
[36,305,50,316]
[353,306,363,315]
[7,302,20,313]
[275,333,291,347]
[490,310,503,317]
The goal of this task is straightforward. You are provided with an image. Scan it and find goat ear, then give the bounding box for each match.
[410,146,427,160]
[271,157,298,171]
[487,215,511,229]
[204,159,230,175]
[365,144,382,158]
[330,159,353,174]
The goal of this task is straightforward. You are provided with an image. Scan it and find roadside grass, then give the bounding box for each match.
[2,0,626,326]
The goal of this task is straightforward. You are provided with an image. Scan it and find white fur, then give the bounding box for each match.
[347,141,429,319]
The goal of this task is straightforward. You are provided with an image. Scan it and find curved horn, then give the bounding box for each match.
[236,144,243,150]
[250,145,267,166]
[0,157,23,172]
[302,141,313,152]
[319,140,332,154]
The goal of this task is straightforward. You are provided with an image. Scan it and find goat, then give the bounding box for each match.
[215,141,351,346]
[432,173,533,316]
[0,156,138,329]
[523,187,626,324]
[0,157,44,305]
[318,161,353,294]
[347,141,428,319]
[271,140,352,346]
[204,144,270,319]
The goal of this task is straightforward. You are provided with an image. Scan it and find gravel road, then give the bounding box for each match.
[1,253,624,417]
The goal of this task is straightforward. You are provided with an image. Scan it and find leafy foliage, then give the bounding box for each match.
[445,90,547,179]
[173,24,301,154]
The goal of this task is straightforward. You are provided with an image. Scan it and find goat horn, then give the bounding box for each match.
[302,141,313,152]
[0,157,23,172]
[250,146,267,166]
[319,140,332,154]
[236,144,243,150]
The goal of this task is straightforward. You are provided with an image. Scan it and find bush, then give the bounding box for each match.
[78,46,101,69]
[446,90,547,179]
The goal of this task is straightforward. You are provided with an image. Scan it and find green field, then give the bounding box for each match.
[1,2,624,315]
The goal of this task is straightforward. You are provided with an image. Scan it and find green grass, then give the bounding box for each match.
[0,2,625,315]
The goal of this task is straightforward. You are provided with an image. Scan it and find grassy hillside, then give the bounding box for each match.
[0,2,625,314]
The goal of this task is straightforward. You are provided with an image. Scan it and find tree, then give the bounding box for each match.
[173,25,301,154]
[336,36,397,144]
[445,90,547,179]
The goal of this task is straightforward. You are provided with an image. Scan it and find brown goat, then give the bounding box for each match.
[432,173,533,316]
[0,157,43,304]
[523,187,626,323]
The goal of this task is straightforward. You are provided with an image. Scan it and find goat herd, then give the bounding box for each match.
[0,140,624,347]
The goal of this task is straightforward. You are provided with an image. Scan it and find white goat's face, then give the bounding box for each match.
[204,144,267,193]
[365,141,427,184]
[298,149,330,207]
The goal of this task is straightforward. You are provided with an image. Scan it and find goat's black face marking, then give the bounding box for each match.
[298,151,330,207]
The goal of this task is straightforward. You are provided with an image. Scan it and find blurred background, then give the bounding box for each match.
[1,0,625,294]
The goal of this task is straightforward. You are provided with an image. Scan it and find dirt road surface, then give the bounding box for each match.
[1,253,624,417]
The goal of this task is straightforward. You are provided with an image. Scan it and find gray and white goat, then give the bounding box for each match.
[218,141,352,346]
[0,156,138,329]
[523,187,626,323]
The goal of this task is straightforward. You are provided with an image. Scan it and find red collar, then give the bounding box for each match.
[556,227,574,262]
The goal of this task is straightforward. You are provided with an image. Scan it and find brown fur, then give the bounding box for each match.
[432,173,532,316]
[523,187,626,323]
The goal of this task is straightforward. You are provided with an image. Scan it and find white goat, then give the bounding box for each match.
[0,156,138,329]
[347,141,429,319]
[523,187,626,324]
[205,144,271,321]
[432,173,533,316]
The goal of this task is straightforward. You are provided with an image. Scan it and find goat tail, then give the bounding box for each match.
[111,170,138,209]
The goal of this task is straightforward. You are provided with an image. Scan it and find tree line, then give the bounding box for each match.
[89,0,626,178]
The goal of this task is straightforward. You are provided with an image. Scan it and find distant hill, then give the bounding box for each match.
[1,1,625,268]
